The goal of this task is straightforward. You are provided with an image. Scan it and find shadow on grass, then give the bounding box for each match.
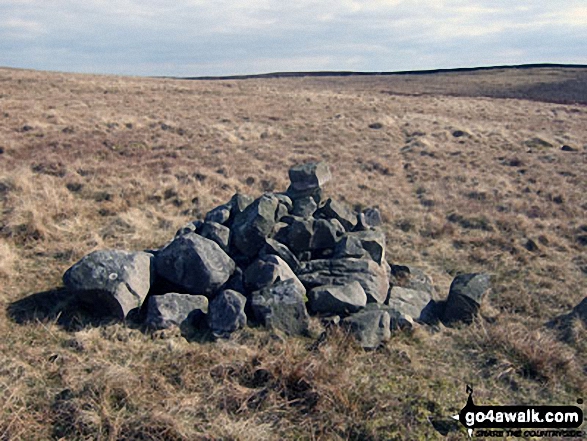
[6,287,134,331]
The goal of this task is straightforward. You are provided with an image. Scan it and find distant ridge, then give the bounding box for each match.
[178,63,587,81]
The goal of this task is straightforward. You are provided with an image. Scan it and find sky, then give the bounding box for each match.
[0,0,586,77]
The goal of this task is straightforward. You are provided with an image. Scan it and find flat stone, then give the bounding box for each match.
[154,232,235,296]
[308,281,367,315]
[145,293,208,330]
[63,250,154,320]
[297,258,389,304]
[386,286,432,321]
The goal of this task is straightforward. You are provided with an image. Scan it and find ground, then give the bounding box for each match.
[0,66,586,440]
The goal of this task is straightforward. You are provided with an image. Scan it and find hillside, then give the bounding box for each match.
[0,66,585,440]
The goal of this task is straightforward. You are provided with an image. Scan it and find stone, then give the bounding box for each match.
[389,264,435,296]
[229,193,254,217]
[145,293,208,330]
[442,273,491,324]
[251,279,309,336]
[205,204,231,225]
[223,266,245,294]
[274,194,293,211]
[63,250,154,320]
[310,218,344,250]
[244,255,305,294]
[386,286,432,321]
[208,290,247,337]
[199,221,230,252]
[308,281,367,315]
[154,232,235,296]
[175,220,201,237]
[259,238,301,273]
[363,208,382,227]
[276,202,290,221]
[231,194,279,257]
[316,198,357,231]
[288,162,331,192]
[292,196,317,218]
[366,304,415,331]
[286,217,314,253]
[341,309,391,349]
[334,230,385,264]
[271,221,290,244]
[297,258,389,304]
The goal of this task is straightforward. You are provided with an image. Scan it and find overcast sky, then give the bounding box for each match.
[1,0,586,77]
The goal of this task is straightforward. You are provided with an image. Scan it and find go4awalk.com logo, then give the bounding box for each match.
[452,386,584,438]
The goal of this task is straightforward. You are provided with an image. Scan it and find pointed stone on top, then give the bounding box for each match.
[288,162,332,193]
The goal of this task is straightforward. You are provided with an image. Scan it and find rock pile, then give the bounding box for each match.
[63,162,492,348]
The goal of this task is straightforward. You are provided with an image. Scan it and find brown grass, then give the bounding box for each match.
[0,66,586,439]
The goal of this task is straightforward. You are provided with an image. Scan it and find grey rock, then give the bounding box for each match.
[271,221,290,244]
[244,255,305,294]
[229,193,254,217]
[223,266,245,294]
[308,281,367,315]
[367,304,416,331]
[231,194,279,257]
[363,208,382,227]
[389,264,435,296]
[175,220,201,237]
[341,309,391,349]
[286,217,314,253]
[442,273,491,324]
[334,230,386,264]
[316,198,357,231]
[145,293,208,330]
[292,196,318,218]
[199,221,230,252]
[276,202,290,221]
[259,238,301,273]
[386,286,432,321]
[274,194,293,211]
[298,258,389,304]
[154,232,235,296]
[208,289,247,337]
[205,204,231,225]
[311,218,344,250]
[251,279,309,336]
[288,162,332,192]
[63,250,154,320]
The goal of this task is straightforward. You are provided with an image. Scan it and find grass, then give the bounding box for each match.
[0,66,586,439]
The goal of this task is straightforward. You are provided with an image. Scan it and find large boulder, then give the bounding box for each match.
[442,273,491,324]
[341,308,391,349]
[308,281,367,315]
[285,217,314,253]
[154,232,235,296]
[231,194,279,257]
[204,204,231,225]
[145,293,208,330]
[63,250,154,320]
[251,279,309,336]
[207,289,247,337]
[244,255,305,294]
[297,258,389,304]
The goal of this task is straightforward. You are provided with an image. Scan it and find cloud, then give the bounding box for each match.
[0,0,585,75]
